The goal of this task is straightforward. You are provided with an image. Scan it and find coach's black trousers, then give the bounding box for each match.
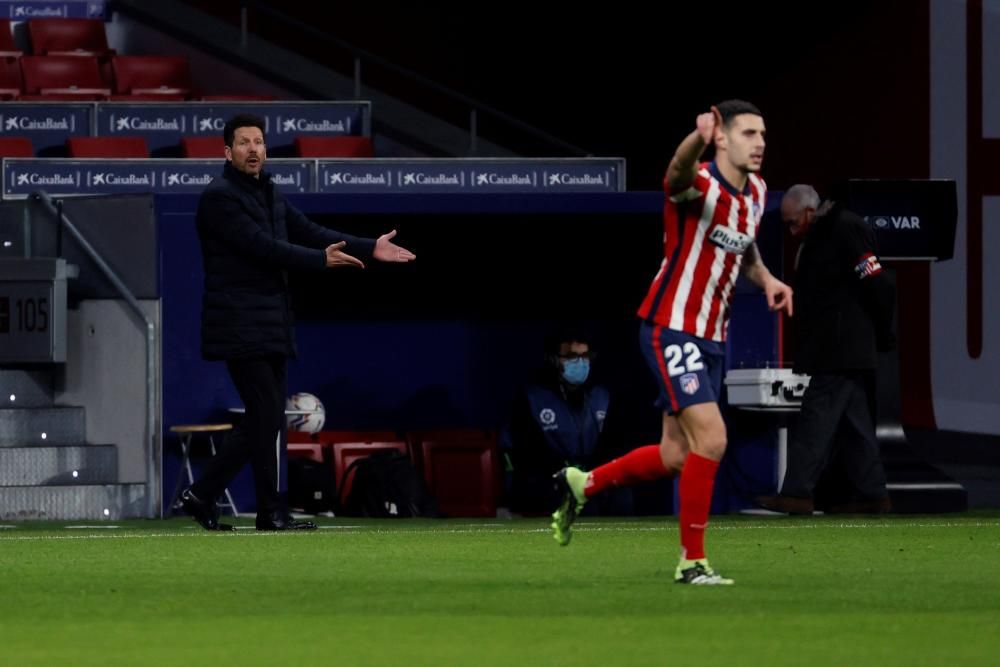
[780,372,888,502]
[191,355,286,516]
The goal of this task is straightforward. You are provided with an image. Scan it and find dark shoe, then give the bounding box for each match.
[754,494,815,515]
[180,487,234,531]
[255,511,318,531]
[674,558,735,585]
[829,496,892,514]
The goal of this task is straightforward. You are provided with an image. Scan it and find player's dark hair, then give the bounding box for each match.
[715,99,762,127]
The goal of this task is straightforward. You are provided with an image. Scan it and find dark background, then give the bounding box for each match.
[188,0,930,192]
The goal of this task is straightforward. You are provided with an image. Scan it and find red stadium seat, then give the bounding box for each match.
[108,93,187,102]
[66,136,149,158]
[180,136,225,158]
[20,55,107,95]
[27,19,114,57]
[0,19,22,58]
[412,430,499,517]
[112,55,193,97]
[288,442,324,463]
[332,440,408,504]
[0,56,21,98]
[316,430,399,444]
[294,136,374,158]
[0,137,34,158]
[200,94,278,101]
[20,92,106,101]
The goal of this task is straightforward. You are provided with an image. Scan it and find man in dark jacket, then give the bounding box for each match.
[756,184,894,515]
[500,329,630,515]
[181,114,415,531]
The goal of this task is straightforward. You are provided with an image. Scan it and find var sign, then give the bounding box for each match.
[869,215,921,230]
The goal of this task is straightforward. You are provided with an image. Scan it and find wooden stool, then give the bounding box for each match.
[167,424,238,517]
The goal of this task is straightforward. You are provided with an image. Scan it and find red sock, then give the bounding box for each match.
[678,452,720,560]
[585,445,670,498]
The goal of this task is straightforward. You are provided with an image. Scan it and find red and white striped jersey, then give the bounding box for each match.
[637,161,767,342]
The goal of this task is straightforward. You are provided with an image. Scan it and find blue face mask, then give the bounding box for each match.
[561,358,590,386]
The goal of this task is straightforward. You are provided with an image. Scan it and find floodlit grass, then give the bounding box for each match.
[0,514,997,666]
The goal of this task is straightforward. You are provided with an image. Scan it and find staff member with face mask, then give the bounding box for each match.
[499,329,629,516]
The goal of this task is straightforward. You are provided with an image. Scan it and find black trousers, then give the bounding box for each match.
[191,355,286,515]
[780,372,888,502]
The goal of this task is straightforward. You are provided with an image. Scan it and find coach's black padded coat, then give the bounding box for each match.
[196,162,375,360]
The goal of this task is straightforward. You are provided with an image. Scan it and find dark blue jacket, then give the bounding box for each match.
[502,380,609,473]
[197,162,375,360]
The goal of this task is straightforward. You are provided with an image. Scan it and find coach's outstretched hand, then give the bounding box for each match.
[373,229,417,263]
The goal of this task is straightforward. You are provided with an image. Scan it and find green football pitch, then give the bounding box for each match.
[0,514,997,666]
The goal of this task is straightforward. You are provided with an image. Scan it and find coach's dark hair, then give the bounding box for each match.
[714,99,762,127]
[223,114,266,147]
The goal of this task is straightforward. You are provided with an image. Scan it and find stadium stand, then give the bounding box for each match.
[20,55,109,96]
[111,55,194,98]
[294,136,374,158]
[66,136,149,157]
[0,19,22,58]
[27,19,115,58]
[0,137,34,158]
[180,136,225,158]
[0,56,22,98]
[200,94,277,101]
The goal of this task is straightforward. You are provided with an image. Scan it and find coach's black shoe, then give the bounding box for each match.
[255,510,317,531]
[180,487,234,531]
[828,496,892,514]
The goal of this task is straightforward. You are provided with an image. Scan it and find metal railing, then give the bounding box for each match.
[31,191,160,518]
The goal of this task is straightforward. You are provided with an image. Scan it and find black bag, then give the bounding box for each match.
[340,449,440,518]
[288,457,337,515]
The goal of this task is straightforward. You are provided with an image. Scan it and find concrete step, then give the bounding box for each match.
[0,370,54,408]
[0,484,147,521]
[0,407,85,446]
[0,445,117,485]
